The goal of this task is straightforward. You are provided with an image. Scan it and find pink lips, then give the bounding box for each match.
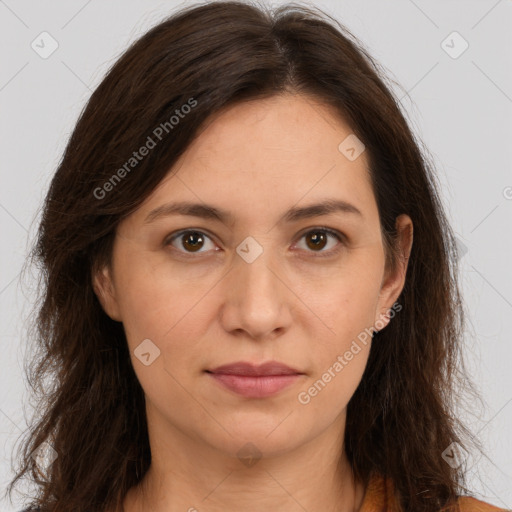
[206,361,304,398]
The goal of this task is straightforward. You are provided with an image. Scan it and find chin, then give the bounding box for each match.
[206,421,307,461]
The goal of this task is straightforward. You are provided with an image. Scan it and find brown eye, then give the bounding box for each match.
[295,228,344,256]
[181,232,204,252]
[166,227,344,258]
[305,231,328,251]
[167,230,216,254]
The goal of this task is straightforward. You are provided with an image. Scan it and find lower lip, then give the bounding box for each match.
[207,372,302,398]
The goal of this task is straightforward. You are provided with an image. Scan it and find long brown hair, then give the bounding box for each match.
[6,1,489,511]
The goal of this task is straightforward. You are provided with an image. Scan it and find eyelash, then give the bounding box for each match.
[164,227,345,259]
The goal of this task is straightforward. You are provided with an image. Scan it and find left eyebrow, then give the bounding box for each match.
[144,198,364,225]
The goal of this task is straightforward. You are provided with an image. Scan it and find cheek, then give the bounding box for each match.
[294,256,381,407]
[298,258,382,349]
[294,268,379,416]
[114,238,383,363]
[295,342,370,436]
[112,249,215,380]
[112,244,195,335]
[113,260,206,409]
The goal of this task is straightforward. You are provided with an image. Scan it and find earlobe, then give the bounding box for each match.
[92,265,122,322]
[374,306,392,332]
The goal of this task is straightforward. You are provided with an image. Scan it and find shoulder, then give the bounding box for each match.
[449,495,510,511]
[361,471,510,512]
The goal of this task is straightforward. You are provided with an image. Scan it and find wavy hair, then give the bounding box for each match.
[6,1,488,511]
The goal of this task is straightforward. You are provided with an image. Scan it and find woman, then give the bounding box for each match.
[7,1,507,511]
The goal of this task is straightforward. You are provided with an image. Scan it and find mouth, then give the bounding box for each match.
[205,361,305,398]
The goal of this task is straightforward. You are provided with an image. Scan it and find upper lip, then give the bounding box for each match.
[207,361,303,376]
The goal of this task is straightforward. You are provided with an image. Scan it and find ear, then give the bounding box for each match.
[92,264,122,322]
[374,214,413,330]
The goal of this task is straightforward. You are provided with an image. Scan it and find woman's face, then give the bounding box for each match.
[94,93,412,462]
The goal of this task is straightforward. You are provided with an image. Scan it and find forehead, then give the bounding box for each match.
[135,93,378,228]
[190,93,363,163]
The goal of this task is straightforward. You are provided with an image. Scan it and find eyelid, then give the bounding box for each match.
[295,225,345,242]
[165,226,346,257]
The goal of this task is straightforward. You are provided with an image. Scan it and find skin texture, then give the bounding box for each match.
[93,93,413,512]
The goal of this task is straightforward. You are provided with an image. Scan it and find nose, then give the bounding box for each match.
[219,239,293,341]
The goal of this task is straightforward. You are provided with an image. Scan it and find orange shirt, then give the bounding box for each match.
[359,472,509,511]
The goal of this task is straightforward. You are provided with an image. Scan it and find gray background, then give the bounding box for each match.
[1,0,511,510]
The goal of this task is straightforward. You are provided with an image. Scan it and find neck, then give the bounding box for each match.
[120,409,365,512]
